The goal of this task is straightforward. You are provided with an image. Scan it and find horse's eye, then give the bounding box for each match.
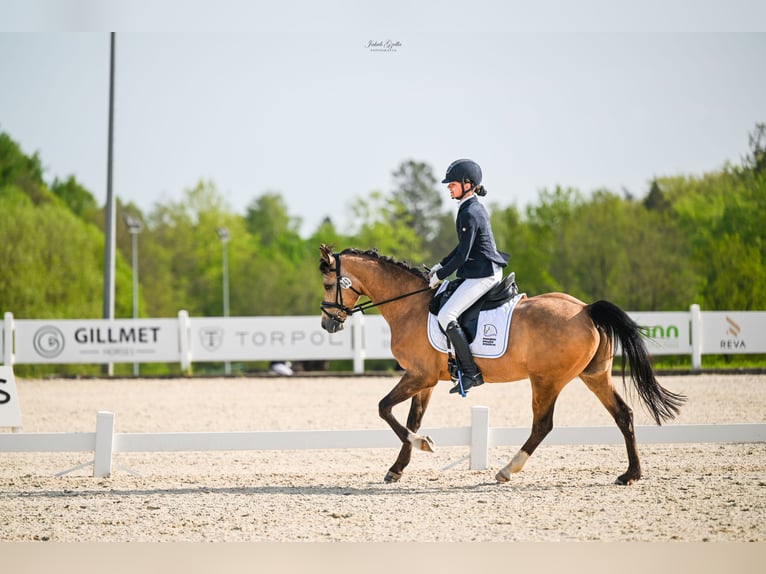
[323,283,333,291]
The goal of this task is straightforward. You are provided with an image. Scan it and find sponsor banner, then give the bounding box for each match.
[701,311,766,354]
[14,319,180,364]
[188,316,353,361]
[363,315,394,359]
[0,366,23,429]
[627,312,692,355]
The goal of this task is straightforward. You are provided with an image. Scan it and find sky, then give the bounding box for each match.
[1,2,765,236]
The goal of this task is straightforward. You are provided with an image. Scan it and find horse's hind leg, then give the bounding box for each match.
[384,387,435,482]
[579,371,641,485]
[496,376,566,482]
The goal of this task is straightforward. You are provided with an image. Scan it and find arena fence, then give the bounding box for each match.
[1,407,763,478]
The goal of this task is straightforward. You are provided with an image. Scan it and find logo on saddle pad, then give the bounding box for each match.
[427,293,524,358]
[482,324,499,347]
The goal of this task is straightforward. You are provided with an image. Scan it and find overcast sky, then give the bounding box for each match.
[1,2,765,235]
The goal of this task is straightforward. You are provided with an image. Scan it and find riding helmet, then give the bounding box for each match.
[441,159,482,185]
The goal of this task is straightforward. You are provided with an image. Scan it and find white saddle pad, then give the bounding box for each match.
[428,292,525,358]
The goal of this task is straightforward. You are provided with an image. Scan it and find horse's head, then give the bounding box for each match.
[318,244,364,333]
[319,244,431,333]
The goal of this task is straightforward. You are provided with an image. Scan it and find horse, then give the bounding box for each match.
[318,244,686,485]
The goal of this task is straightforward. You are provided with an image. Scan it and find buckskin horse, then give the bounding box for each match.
[318,244,685,485]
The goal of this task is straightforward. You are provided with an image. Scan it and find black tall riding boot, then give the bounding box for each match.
[445,321,484,394]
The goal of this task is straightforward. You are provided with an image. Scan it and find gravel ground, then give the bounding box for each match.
[1,373,764,543]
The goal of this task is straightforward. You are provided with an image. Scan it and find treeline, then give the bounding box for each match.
[1,126,764,373]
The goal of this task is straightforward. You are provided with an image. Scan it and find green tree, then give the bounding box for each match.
[0,132,48,202]
[741,122,766,175]
[142,180,249,317]
[348,190,426,264]
[0,191,129,319]
[391,160,442,240]
[51,175,100,221]
[245,191,302,251]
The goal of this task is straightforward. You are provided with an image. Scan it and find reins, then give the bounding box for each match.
[321,252,431,323]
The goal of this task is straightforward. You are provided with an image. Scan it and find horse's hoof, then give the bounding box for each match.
[420,435,435,453]
[615,475,639,486]
[495,470,510,483]
[384,471,402,483]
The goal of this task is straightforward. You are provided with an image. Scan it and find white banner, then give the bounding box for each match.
[701,311,766,354]
[13,319,181,364]
[363,315,394,359]
[188,316,353,362]
[3,309,764,369]
[627,311,692,355]
[0,366,23,429]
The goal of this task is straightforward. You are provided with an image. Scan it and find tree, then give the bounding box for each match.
[349,190,426,264]
[142,180,248,317]
[0,132,47,201]
[0,192,130,319]
[245,191,302,250]
[742,122,766,176]
[51,175,99,221]
[391,160,443,243]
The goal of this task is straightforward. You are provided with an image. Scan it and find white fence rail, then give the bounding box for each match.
[3,306,766,372]
[1,407,764,478]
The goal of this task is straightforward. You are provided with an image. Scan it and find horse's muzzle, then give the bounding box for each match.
[321,314,345,333]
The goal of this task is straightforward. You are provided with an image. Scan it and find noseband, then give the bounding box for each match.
[320,252,432,329]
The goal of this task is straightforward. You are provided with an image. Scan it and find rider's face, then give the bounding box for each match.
[447,181,472,200]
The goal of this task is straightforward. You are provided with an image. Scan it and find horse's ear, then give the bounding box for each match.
[319,243,334,265]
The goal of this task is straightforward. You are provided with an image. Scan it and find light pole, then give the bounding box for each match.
[216,227,231,375]
[124,214,142,376]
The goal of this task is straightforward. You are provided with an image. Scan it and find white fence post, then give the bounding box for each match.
[690,304,702,371]
[178,310,191,373]
[352,313,365,373]
[3,312,13,366]
[470,405,490,470]
[93,411,115,477]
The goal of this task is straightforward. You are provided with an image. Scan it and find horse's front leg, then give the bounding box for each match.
[378,373,436,483]
[385,387,436,482]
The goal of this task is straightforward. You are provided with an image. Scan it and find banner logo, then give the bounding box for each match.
[33,326,65,358]
[721,316,745,350]
[726,316,741,337]
[199,327,224,351]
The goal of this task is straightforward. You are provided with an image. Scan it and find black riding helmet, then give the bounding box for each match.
[441,159,482,185]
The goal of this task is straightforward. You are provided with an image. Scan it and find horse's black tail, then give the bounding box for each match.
[587,300,686,425]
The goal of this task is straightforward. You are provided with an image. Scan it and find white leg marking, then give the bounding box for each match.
[509,450,529,473]
[407,432,423,450]
[498,450,529,479]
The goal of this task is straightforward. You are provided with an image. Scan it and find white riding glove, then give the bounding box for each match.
[428,263,443,289]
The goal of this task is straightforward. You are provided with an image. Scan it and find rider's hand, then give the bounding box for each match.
[428,263,442,278]
[429,272,442,289]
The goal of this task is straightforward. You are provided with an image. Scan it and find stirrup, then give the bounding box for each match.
[449,370,483,396]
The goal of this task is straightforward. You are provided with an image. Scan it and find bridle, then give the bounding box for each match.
[320,252,432,330]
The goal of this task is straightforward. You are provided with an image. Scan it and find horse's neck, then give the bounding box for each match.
[350,259,428,321]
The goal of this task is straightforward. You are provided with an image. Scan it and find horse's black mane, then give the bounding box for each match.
[321,247,428,281]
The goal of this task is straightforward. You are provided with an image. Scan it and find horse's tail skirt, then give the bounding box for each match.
[587,300,686,425]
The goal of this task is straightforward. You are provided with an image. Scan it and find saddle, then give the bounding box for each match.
[429,272,519,343]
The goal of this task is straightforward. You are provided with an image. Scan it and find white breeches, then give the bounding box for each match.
[437,268,503,331]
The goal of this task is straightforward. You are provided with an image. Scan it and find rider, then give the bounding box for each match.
[428,159,509,394]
